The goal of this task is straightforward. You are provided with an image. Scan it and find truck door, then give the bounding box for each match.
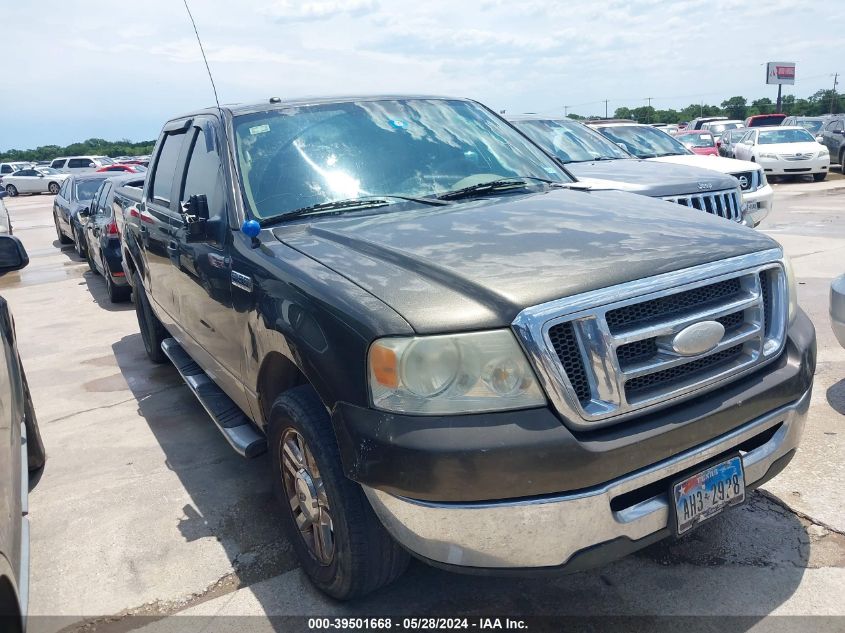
[140,124,192,326]
[169,118,249,412]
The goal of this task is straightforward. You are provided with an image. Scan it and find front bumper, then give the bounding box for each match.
[831,273,845,347]
[365,385,810,570]
[741,183,773,227]
[758,156,829,176]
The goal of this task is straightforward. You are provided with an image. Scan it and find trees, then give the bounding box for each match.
[720,96,748,120]
[0,138,156,162]
[750,97,774,115]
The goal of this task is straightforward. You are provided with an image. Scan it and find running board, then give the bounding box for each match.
[161,338,267,458]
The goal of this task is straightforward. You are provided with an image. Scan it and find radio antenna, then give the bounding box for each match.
[182,0,221,109]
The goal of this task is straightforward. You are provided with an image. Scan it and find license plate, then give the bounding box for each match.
[672,455,745,535]
[745,201,759,211]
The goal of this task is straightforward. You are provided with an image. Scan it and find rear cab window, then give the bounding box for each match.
[149,130,189,209]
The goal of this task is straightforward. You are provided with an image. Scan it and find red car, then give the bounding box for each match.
[673,130,719,156]
[744,113,787,127]
[95,164,146,173]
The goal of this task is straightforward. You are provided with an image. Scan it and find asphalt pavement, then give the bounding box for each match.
[1,171,843,633]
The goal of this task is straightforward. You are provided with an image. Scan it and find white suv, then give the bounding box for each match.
[50,156,115,174]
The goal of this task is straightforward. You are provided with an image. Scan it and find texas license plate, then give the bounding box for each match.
[672,455,745,535]
[746,201,760,211]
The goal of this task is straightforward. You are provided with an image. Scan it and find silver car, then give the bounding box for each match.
[1,167,69,196]
[832,275,845,347]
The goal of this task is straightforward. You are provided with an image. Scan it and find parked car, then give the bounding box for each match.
[0,192,10,235]
[124,95,814,599]
[509,116,745,223]
[673,130,719,156]
[590,122,773,226]
[719,128,748,158]
[52,173,111,257]
[700,119,744,142]
[95,164,147,174]
[110,176,144,239]
[734,126,830,181]
[781,116,828,136]
[744,114,787,127]
[0,163,32,178]
[686,116,728,130]
[49,156,115,174]
[832,274,845,347]
[81,175,144,302]
[0,234,47,632]
[818,117,845,171]
[1,168,69,197]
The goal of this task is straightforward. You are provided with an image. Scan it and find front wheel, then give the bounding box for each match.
[5,184,17,197]
[813,172,827,182]
[73,226,87,258]
[133,271,168,363]
[48,182,60,195]
[269,386,409,600]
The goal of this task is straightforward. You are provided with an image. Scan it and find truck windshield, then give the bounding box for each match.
[233,98,572,220]
[512,119,631,163]
[595,125,692,158]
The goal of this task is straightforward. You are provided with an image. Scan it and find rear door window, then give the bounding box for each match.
[68,158,95,169]
[51,159,66,169]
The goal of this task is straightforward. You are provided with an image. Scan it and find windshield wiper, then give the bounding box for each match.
[436,176,563,201]
[654,152,684,157]
[567,156,619,163]
[257,195,448,226]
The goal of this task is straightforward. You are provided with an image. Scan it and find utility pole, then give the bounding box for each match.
[645,97,653,123]
[776,83,783,113]
[604,99,609,119]
[832,73,840,114]
[564,105,569,117]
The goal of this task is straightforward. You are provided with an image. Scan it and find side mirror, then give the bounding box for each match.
[816,136,824,143]
[38,174,45,178]
[0,235,29,274]
[182,194,209,242]
[79,207,91,218]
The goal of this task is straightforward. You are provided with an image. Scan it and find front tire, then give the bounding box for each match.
[269,386,409,600]
[5,184,17,197]
[813,172,827,182]
[133,271,167,363]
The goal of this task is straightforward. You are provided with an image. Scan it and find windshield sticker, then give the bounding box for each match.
[249,124,270,135]
[389,119,407,129]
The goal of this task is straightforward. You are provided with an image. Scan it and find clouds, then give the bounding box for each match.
[2,0,842,150]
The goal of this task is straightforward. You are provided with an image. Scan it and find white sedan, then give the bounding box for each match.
[733,126,830,181]
[0,167,70,196]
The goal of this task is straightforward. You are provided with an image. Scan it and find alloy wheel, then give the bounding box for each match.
[280,428,335,565]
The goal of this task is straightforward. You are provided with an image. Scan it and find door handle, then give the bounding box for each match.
[167,241,179,252]
[139,225,148,234]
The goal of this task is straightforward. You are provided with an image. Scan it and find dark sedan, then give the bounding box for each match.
[0,235,46,632]
[52,173,112,258]
[82,175,144,302]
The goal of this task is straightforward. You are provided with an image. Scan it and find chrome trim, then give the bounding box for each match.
[661,187,742,222]
[364,388,809,569]
[512,249,787,430]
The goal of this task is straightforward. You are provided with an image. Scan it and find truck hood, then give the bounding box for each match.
[649,154,759,176]
[271,188,778,333]
[566,159,738,197]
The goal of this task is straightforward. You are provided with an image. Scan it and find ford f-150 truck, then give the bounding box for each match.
[122,96,815,600]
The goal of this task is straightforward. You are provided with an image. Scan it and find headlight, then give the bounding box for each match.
[819,149,829,157]
[368,330,545,414]
[782,254,798,326]
[759,152,778,160]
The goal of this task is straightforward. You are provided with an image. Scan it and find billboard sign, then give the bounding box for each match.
[766,62,796,85]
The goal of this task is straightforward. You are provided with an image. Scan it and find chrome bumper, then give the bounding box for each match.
[364,388,810,569]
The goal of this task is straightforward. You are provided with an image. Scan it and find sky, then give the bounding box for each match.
[2,0,842,151]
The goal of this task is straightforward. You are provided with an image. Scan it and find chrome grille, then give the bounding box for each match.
[730,170,756,192]
[661,188,742,222]
[512,250,788,430]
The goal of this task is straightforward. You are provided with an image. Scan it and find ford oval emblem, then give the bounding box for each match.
[697,182,713,191]
[670,321,725,356]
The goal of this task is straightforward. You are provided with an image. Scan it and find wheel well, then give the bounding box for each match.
[0,575,23,632]
[48,181,59,189]
[122,248,138,284]
[257,352,308,425]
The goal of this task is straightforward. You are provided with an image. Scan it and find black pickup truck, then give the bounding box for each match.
[122,96,815,599]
